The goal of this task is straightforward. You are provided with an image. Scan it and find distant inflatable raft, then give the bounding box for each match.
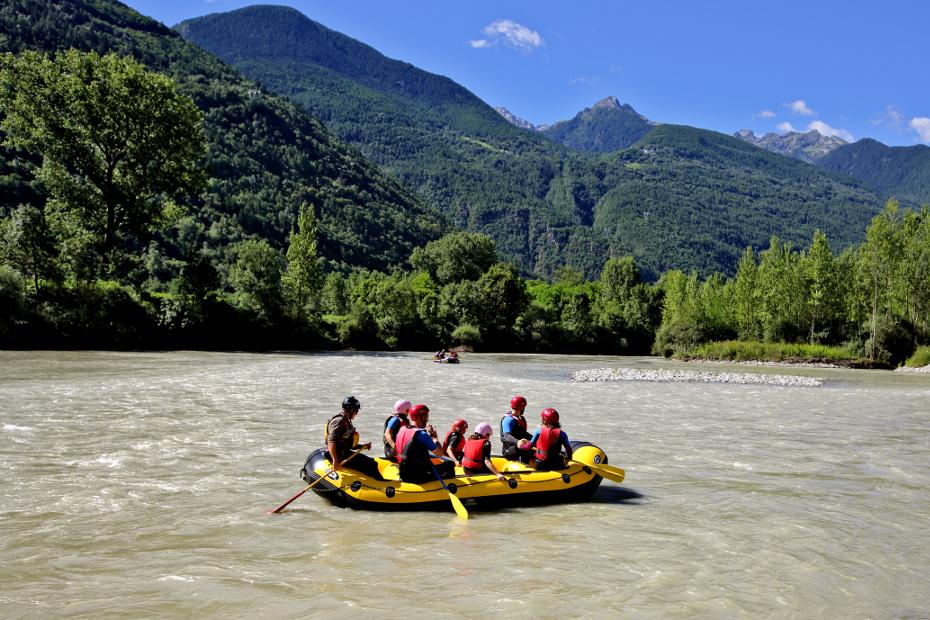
[300,442,617,511]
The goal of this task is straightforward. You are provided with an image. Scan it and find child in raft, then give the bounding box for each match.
[442,418,468,466]
[528,408,573,471]
[460,422,507,482]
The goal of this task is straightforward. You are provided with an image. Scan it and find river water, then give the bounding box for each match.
[1,351,928,618]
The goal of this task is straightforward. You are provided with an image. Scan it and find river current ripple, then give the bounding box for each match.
[1,351,928,618]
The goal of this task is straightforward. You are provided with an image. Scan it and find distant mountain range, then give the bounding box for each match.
[734,129,847,164]
[177,4,889,279]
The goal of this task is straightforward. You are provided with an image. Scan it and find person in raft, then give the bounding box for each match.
[528,408,573,472]
[442,418,468,466]
[383,398,412,460]
[461,422,507,482]
[500,395,534,463]
[394,404,455,483]
[326,396,385,480]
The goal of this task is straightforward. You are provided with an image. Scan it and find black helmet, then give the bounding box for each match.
[342,395,361,411]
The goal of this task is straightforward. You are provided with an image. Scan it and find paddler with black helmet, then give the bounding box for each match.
[326,395,385,480]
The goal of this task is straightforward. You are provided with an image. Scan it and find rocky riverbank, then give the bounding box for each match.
[570,367,824,387]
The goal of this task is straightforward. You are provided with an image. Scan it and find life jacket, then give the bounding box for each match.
[535,426,563,463]
[442,430,465,460]
[500,413,530,455]
[462,437,488,470]
[324,414,358,459]
[383,414,409,457]
[395,425,429,466]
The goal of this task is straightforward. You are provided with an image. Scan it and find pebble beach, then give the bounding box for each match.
[570,367,825,387]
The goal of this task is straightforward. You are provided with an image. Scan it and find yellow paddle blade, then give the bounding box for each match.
[449,492,469,520]
[590,462,625,483]
[572,460,625,483]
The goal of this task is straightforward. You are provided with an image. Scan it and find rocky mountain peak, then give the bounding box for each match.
[592,95,621,110]
[494,106,536,131]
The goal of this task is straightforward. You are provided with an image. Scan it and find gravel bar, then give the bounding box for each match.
[570,367,824,387]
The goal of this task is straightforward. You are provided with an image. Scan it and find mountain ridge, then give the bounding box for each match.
[177,4,885,279]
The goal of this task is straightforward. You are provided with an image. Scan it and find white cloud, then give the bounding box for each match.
[777,122,797,133]
[872,104,905,128]
[569,75,600,86]
[608,65,624,75]
[807,120,853,142]
[785,99,814,116]
[755,109,776,119]
[471,19,544,52]
[910,117,930,143]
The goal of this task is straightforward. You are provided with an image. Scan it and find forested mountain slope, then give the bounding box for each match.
[0,0,444,271]
[817,139,930,206]
[179,4,884,278]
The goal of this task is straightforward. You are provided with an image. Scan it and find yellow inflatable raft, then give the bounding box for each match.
[299,441,622,511]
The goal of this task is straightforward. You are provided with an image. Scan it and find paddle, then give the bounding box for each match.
[270,446,369,514]
[570,459,625,483]
[429,459,469,520]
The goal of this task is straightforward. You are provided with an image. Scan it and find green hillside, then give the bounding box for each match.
[817,138,930,205]
[541,96,653,153]
[178,4,884,278]
[0,0,444,272]
[587,125,882,277]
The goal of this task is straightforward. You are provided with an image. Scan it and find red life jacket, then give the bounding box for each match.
[442,430,465,459]
[535,427,562,462]
[462,437,489,470]
[394,425,427,465]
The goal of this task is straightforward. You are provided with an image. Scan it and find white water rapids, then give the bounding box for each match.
[1,351,928,618]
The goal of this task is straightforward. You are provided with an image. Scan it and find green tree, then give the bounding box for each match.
[410,231,498,285]
[0,50,205,271]
[800,230,839,344]
[476,262,529,344]
[732,246,761,340]
[0,204,59,297]
[282,203,323,318]
[859,200,903,360]
[229,239,283,320]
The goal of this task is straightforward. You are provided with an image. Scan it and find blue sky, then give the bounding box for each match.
[125,0,930,146]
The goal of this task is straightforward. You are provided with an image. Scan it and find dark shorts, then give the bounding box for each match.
[399,458,454,483]
[327,450,386,481]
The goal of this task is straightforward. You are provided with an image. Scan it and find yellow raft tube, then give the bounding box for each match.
[299,441,621,511]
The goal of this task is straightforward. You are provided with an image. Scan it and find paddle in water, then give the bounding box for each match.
[270,446,368,514]
[429,459,469,520]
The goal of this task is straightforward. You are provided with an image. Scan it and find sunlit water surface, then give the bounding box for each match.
[1,351,928,618]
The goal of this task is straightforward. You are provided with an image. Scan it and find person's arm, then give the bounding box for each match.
[561,431,572,460]
[383,418,397,450]
[327,439,341,470]
[422,429,445,457]
[444,435,461,465]
[483,442,506,481]
[501,417,520,446]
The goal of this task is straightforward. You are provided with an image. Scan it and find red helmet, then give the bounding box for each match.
[409,404,430,424]
[510,395,527,411]
[541,407,559,425]
[452,418,468,433]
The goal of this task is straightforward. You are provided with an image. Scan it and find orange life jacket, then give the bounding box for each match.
[462,437,489,470]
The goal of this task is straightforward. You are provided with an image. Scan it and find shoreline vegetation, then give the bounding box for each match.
[1,52,930,370]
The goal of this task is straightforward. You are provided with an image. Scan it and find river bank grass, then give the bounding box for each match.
[679,340,881,368]
[905,345,930,368]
